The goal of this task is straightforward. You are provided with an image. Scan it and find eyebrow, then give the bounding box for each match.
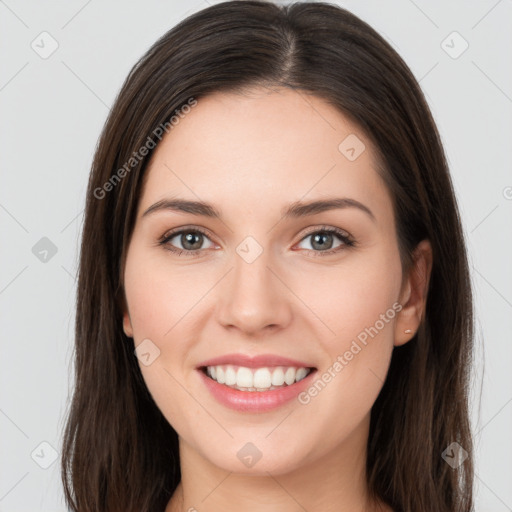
[142,197,376,223]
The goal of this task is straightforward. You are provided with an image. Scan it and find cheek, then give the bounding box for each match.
[292,248,400,424]
[123,245,208,432]
[289,243,402,348]
[124,245,210,341]
[123,244,204,405]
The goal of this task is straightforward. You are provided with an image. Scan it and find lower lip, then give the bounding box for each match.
[198,368,316,413]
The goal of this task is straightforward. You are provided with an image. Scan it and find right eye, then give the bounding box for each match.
[159,227,217,256]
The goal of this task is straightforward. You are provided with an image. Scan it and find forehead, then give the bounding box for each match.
[139,87,393,224]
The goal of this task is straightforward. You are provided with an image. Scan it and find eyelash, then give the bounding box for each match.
[158,225,356,258]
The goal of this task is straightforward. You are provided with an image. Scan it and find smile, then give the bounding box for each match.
[196,353,317,413]
[203,365,312,391]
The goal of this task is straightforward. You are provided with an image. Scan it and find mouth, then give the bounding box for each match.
[196,355,318,412]
[200,364,315,392]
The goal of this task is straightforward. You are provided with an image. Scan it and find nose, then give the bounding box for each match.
[216,248,293,336]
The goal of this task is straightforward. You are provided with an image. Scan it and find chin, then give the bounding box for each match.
[193,436,314,476]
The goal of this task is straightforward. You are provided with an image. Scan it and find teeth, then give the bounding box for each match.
[237,367,253,388]
[284,367,295,385]
[253,368,272,388]
[295,367,308,381]
[271,367,285,386]
[205,365,312,391]
[225,366,237,386]
[216,366,225,384]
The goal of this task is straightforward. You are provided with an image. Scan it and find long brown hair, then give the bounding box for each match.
[61,2,474,510]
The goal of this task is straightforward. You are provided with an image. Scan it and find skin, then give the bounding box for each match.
[122,86,432,512]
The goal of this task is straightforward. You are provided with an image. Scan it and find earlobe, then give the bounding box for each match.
[120,290,134,338]
[123,311,134,338]
[394,239,433,347]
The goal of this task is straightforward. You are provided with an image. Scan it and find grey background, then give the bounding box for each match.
[1,0,511,510]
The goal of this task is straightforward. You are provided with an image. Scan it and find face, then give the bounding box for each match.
[122,87,420,476]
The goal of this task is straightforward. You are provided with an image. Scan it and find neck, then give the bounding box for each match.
[166,414,390,512]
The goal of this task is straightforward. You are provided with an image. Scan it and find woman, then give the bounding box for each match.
[61,2,475,511]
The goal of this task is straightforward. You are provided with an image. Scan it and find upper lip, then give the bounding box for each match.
[197,353,316,369]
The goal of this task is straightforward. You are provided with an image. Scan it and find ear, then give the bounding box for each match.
[123,311,134,338]
[121,295,134,338]
[394,239,433,347]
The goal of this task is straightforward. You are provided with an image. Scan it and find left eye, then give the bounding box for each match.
[296,229,353,253]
